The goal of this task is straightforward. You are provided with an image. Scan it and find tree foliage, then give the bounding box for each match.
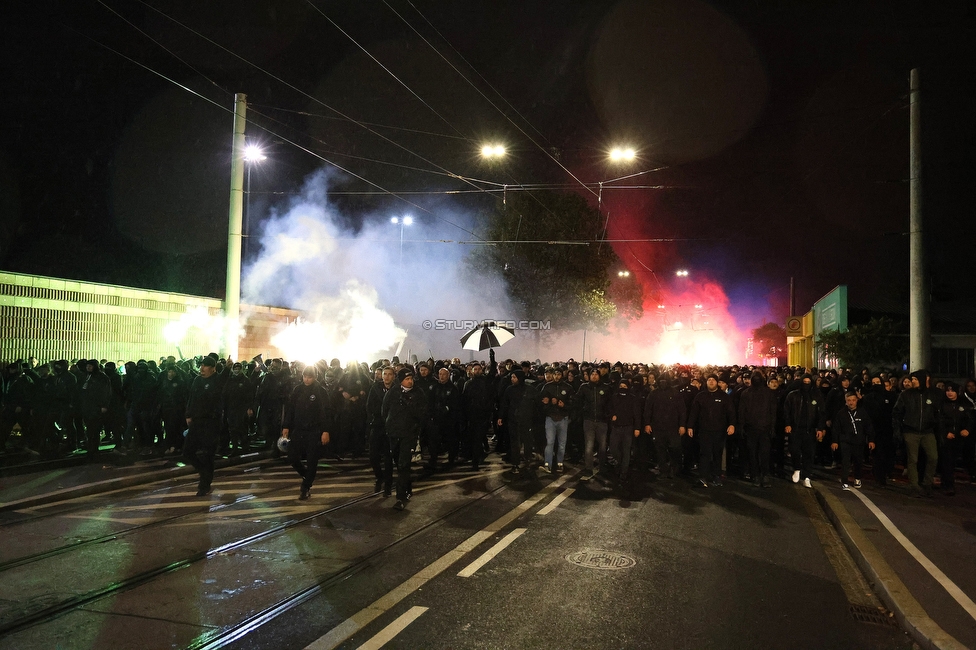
[752,322,787,358]
[816,317,906,369]
[469,191,642,332]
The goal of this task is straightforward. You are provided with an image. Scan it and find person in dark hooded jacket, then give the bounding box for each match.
[643,374,686,479]
[938,382,970,496]
[783,373,826,487]
[78,360,112,454]
[281,365,333,500]
[892,369,943,497]
[577,368,611,479]
[607,377,642,483]
[498,369,531,474]
[737,372,779,487]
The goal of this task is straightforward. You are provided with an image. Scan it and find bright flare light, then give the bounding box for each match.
[609,147,636,161]
[676,269,689,277]
[163,306,240,350]
[243,144,267,162]
[402,216,413,225]
[481,144,506,158]
[618,270,630,277]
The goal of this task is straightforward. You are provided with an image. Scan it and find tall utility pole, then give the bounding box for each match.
[224,93,247,360]
[909,69,929,371]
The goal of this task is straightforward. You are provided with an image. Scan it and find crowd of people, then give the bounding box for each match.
[2,351,974,505]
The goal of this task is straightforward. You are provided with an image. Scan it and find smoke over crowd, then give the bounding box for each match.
[227,168,766,365]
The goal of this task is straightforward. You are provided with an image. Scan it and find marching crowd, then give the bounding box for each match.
[2,352,974,507]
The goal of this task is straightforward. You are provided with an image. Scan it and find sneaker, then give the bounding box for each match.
[299,488,310,500]
[792,470,801,484]
[557,463,564,473]
[541,464,551,474]
[841,483,850,491]
[511,465,521,475]
[393,500,405,511]
[196,486,213,497]
[852,479,862,489]
[803,478,812,488]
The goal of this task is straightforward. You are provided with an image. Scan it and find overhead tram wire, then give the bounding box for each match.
[246,105,470,141]
[304,0,470,141]
[389,0,599,200]
[131,0,525,231]
[63,26,480,240]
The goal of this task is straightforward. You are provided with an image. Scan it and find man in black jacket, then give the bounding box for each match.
[607,377,642,484]
[281,365,333,500]
[578,369,610,480]
[688,374,735,487]
[830,392,875,490]
[783,374,826,488]
[737,372,779,488]
[78,360,112,455]
[366,366,396,495]
[430,367,461,472]
[383,366,428,510]
[183,356,228,496]
[892,369,943,497]
[644,375,687,479]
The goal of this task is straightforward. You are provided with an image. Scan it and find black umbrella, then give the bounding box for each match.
[460,321,515,351]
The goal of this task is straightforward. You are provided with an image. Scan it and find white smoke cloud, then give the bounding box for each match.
[241,169,512,363]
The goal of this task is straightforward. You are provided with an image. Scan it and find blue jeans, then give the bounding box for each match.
[545,417,569,467]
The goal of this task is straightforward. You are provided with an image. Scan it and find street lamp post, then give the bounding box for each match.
[391,216,413,269]
[242,144,266,264]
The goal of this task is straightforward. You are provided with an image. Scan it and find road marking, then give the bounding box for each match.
[305,472,576,650]
[537,488,574,516]
[356,606,428,650]
[848,488,976,621]
[457,528,527,578]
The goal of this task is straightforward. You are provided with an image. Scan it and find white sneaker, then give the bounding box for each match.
[841,483,850,491]
[803,478,812,488]
[792,470,801,484]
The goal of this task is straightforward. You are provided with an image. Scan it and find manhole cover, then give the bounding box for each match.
[566,550,636,570]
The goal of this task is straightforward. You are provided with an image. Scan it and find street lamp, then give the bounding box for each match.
[242,144,267,262]
[609,147,636,162]
[675,269,689,277]
[617,270,630,277]
[391,216,413,268]
[480,144,506,158]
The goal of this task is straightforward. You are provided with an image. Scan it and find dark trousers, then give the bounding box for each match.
[744,428,772,480]
[81,411,105,453]
[389,435,416,501]
[182,418,219,490]
[256,403,281,448]
[699,430,725,482]
[509,419,534,467]
[288,429,324,490]
[582,419,608,471]
[872,433,894,484]
[789,429,817,479]
[369,426,393,489]
[608,425,634,479]
[654,431,682,477]
[428,416,458,468]
[940,436,959,490]
[161,406,185,451]
[904,431,938,488]
[840,441,864,484]
[227,412,251,453]
[465,411,491,467]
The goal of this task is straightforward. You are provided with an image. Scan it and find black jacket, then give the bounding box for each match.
[283,381,333,433]
[382,386,428,439]
[577,382,611,421]
[541,380,574,421]
[940,398,972,440]
[644,387,687,435]
[608,388,642,430]
[783,386,826,433]
[186,368,227,420]
[832,406,875,445]
[892,387,943,437]
[689,389,735,433]
[737,385,779,437]
[366,381,394,431]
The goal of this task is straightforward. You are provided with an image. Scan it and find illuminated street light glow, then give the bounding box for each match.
[657,304,665,309]
[243,144,267,162]
[617,270,630,277]
[695,304,703,309]
[676,269,689,277]
[481,144,506,158]
[609,147,636,162]
[391,217,399,224]
[403,216,413,225]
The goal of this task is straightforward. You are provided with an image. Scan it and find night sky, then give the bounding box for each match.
[3,0,974,330]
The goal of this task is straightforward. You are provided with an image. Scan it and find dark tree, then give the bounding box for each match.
[816,317,906,369]
[469,191,642,332]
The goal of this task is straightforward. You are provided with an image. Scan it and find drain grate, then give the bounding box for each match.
[566,550,636,570]
[849,604,898,627]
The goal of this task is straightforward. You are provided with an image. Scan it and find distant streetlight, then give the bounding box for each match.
[391,216,412,268]
[243,143,267,262]
[694,303,703,309]
[675,269,689,277]
[609,147,636,162]
[481,144,506,158]
[617,270,630,277]
[657,304,665,309]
